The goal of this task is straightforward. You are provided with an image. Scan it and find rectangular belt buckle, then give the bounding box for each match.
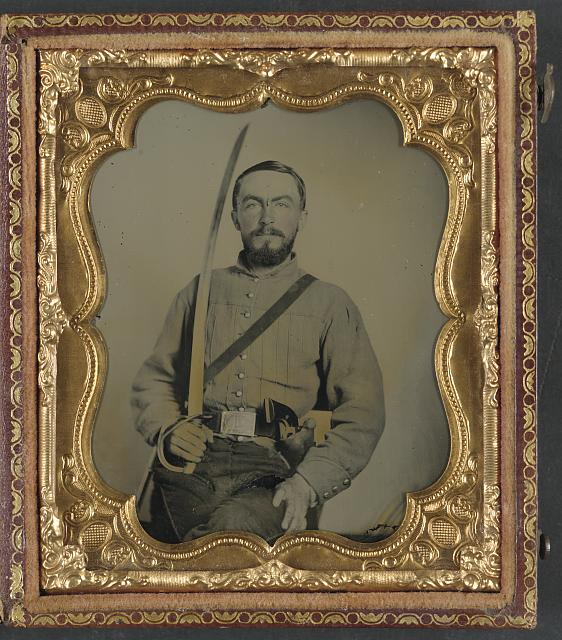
[219,410,256,437]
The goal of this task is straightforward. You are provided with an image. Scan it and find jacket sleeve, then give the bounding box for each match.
[130,280,196,445]
[296,290,385,504]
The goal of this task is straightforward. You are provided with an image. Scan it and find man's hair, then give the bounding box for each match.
[232,160,306,210]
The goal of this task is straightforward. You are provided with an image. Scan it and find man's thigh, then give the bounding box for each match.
[149,468,218,542]
[148,440,292,542]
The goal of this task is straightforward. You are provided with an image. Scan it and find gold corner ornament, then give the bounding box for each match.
[516,10,536,28]
[9,603,26,627]
[35,44,503,595]
[40,489,150,591]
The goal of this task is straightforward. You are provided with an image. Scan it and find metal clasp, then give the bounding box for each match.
[538,63,555,124]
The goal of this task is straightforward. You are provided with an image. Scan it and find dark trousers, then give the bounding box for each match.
[146,438,296,543]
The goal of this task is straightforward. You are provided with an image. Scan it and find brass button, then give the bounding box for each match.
[243,311,251,318]
[332,486,338,493]
[323,491,331,499]
[238,372,245,379]
[247,292,255,298]
[235,391,243,397]
[240,354,247,360]
[343,478,350,486]
[238,406,246,412]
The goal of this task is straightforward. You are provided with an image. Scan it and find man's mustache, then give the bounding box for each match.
[252,228,285,238]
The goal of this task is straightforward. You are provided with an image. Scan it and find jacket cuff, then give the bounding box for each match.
[295,458,352,505]
[139,417,179,446]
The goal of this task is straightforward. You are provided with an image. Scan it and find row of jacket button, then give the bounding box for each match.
[233,281,257,411]
[322,478,351,499]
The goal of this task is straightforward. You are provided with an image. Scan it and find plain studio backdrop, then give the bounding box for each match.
[91,97,449,535]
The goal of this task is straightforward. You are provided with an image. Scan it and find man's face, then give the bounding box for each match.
[232,171,306,267]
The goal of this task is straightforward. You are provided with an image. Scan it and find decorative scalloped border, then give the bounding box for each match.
[4,42,26,625]
[515,12,538,625]
[1,10,536,628]
[4,12,519,37]
[15,609,531,628]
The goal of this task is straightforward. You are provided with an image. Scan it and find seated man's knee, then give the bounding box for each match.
[211,501,252,531]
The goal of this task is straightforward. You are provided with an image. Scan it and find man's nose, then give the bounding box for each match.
[260,200,276,224]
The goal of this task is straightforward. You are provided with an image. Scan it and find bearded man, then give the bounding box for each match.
[131,160,385,543]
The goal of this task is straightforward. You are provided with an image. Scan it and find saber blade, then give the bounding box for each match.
[187,125,249,416]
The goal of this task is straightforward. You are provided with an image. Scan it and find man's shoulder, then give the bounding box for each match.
[174,267,236,298]
[298,271,361,319]
[305,272,355,303]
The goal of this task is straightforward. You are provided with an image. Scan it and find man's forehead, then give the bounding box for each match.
[237,170,300,197]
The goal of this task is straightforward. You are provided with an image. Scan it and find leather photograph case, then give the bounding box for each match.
[0,10,537,629]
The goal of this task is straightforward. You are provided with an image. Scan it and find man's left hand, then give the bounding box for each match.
[272,473,316,532]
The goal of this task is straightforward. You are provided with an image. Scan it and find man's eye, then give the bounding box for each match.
[244,201,259,209]
[275,201,290,208]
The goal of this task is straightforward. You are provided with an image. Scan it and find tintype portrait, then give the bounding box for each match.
[91,99,449,544]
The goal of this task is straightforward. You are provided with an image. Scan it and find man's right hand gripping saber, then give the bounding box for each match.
[157,417,214,475]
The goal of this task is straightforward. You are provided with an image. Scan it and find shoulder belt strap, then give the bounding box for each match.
[204,273,317,385]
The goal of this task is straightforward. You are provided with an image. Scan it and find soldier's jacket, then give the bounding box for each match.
[131,253,385,504]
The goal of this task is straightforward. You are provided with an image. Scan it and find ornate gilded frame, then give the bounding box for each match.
[0,11,536,629]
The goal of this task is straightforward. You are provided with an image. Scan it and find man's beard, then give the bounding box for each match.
[243,229,296,267]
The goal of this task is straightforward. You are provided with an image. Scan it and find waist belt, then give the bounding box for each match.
[156,398,301,474]
[205,399,300,440]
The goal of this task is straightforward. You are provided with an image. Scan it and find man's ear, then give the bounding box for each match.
[231,209,240,230]
[298,209,308,232]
